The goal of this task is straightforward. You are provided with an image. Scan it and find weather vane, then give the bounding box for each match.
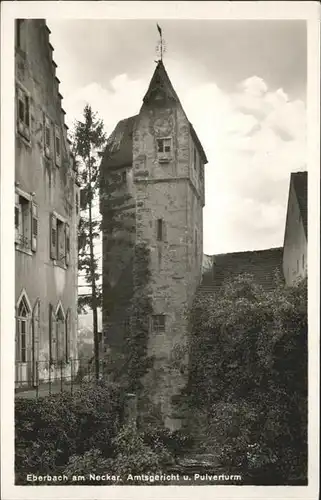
[155,23,166,62]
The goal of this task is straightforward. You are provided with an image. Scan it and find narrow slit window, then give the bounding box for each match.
[157,218,163,241]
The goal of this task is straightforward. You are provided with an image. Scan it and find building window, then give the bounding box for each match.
[15,192,37,252]
[50,213,69,266]
[152,314,166,333]
[17,86,30,141]
[44,114,51,158]
[157,138,172,161]
[157,218,164,241]
[121,170,127,183]
[16,294,31,363]
[55,126,61,166]
[56,305,65,363]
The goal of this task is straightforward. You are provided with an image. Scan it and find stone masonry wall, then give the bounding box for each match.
[132,99,204,428]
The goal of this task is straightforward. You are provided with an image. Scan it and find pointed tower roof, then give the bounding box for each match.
[143,60,207,164]
[102,60,208,170]
[143,60,181,104]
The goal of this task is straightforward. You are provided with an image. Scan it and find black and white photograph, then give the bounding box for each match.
[0,2,319,499]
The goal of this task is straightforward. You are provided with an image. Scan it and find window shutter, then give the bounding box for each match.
[24,95,30,138]
[55,126,61,166]
[31,202,38,252]
[50,213,57,259]
[65,223,70,266]
[15,194,20,243]
[44,115,51,158]
[65,309,70,362]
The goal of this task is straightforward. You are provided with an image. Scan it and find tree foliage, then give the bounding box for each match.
[187,274,307,484]
[15,382,122,484]
[71,104,106,314]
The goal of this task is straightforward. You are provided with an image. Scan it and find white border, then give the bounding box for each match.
[1,2,320,500]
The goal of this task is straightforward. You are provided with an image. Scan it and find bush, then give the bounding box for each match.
[110,423,174,481]
[143,425,194,459]
[15,381,122,484]
[187,275,307,484]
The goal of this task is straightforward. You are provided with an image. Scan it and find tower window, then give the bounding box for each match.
[157,218,164,241]
[122,170,127,183]
[157,138,171,154]
[152,314,165,333]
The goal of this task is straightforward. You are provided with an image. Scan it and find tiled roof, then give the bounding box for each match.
[200,247,284,294]
[102,115,137,170]
[292,171,307,237]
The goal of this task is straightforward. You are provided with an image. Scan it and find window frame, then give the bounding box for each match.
[152,314,166,334]
[157,137,172,162]
[157,218,164,242]
[15,188,33,253]
[16,293,31,364]
[50,211,69,268]
[16,84,31,142]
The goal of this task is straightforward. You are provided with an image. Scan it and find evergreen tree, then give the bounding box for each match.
[72,104,106,381]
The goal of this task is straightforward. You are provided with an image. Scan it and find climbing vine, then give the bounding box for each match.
[124,242,154,393]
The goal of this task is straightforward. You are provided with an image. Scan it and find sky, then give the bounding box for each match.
[48,19,307,257]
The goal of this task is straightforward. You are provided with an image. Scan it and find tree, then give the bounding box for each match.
[72,104,106,381]
[186,274,307,484]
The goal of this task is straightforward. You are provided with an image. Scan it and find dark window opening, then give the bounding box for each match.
[157,138,171,154]
[122,170,127,183]
[18,99,24,122]
[24,96,30,126]
[157,218,163,241]
[152,314,165,333]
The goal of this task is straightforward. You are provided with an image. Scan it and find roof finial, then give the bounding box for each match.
[155,23,166,62]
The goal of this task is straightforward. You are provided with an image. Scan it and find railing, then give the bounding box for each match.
[15,358,110,399]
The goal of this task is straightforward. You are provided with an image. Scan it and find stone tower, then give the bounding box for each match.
[100,61,207,429]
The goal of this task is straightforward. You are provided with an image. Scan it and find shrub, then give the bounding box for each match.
[187,275,307,484]
[15,381,122,484]
[111,423,174,481]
